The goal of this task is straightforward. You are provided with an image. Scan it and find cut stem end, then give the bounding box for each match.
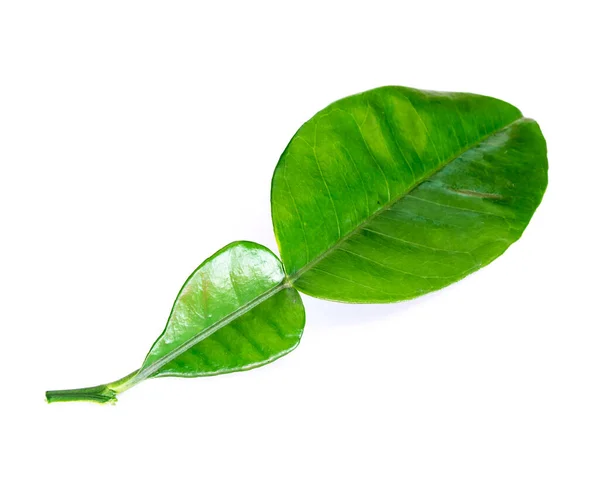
[45,384,117,404]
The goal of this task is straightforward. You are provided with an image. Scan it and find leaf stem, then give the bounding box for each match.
[45,384,118,404]
[45,369,139,404]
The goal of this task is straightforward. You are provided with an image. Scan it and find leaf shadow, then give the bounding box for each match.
[300,290,436,330]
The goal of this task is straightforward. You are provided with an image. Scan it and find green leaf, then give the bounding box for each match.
[271,86,548,302]
[144,241,305,378]
[47,85,548,404]
[46,241,305,403]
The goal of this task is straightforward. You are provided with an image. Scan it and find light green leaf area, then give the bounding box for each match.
[271,86,548,302]
[142,241,305,378]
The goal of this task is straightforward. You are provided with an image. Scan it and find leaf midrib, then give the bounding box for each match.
[288,116,526,282]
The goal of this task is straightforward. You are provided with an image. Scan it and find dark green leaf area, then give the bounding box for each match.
[271,86,548,303]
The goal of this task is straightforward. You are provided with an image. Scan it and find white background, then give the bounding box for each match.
[1,1,598,478]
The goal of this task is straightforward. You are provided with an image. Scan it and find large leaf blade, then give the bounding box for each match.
[271,86,547,302]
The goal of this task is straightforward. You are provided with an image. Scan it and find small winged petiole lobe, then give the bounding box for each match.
[45,242,306,403]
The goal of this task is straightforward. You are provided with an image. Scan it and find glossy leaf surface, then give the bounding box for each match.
[142,241,305,379]
[46,241,305,403]
[271,86,547,302]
